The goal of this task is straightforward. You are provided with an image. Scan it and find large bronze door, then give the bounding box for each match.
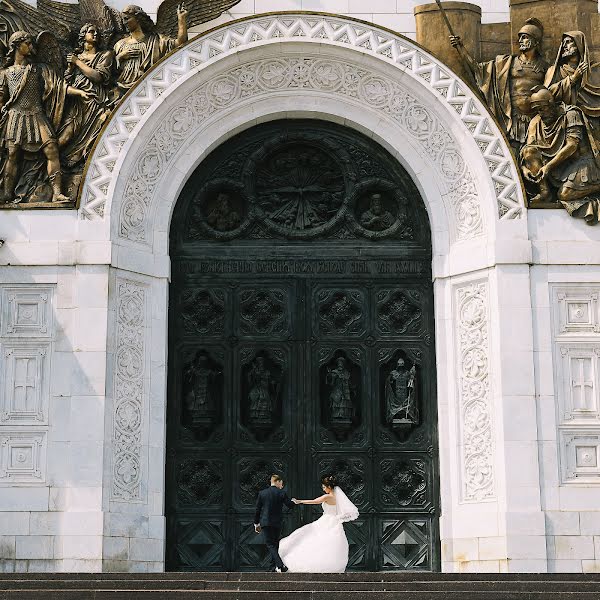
[166,120,439,572]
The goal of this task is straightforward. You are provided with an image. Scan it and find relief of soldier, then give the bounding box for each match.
[0,0,240,206]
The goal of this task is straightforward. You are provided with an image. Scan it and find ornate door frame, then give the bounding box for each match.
[82,14,544,572]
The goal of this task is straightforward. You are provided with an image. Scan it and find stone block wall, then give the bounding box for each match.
[0,263,109,572]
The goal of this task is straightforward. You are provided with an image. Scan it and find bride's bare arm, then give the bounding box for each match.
[292,493,333,505]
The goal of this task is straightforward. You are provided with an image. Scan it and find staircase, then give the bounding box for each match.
[0,572,600,599]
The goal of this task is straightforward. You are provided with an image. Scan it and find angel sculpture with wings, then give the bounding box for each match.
[58,23,115,168]
[0,0,240,205]
[0,31,89,203]
[115,3,188,96]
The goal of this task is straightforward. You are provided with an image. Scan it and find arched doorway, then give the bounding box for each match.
[166,119,439,571]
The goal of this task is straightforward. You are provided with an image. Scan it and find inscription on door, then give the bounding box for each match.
[167,120,439,571]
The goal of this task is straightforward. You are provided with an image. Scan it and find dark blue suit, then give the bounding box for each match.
[254,485,295,569]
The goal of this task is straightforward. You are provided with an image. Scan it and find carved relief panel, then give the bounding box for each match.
[1,345,50,424]
[1,288,53,338]
[0,285,54,487]
[551,284,600,485]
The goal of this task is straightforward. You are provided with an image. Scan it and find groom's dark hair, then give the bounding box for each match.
[271,474,283,484]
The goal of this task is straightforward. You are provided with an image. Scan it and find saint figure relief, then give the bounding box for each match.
[326,357,353,422]
[360,193,395,231]
[206,192,241,231]
[450,18,549,151]
[0,31,89,203]
[115,3,188,96]
[545,31,600,121]
[248,356,278,423]
[184,352,219,418]
[59,23,115,168]
[385,358,418,426]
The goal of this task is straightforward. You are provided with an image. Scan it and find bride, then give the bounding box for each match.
[279,474,359,573]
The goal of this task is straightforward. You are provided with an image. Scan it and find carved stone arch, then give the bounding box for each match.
[78,12,527,264]
[95,15,544,572]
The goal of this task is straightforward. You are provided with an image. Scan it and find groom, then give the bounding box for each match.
[254,473,295,572]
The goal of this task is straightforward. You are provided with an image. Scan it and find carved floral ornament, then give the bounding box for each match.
[80,14,525,237]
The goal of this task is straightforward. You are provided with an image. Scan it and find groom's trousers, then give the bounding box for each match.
[261,526,284,570]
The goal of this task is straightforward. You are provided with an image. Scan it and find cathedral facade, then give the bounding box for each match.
[0,0,600,574]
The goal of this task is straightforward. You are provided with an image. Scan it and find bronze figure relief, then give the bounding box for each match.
[0,0,241,208]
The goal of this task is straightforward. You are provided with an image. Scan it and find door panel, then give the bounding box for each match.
[167,120,439,571]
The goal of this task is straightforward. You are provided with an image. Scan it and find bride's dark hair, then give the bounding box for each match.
[321,474,338,489]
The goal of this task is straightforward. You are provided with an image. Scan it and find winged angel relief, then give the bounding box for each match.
[0,0,240,206]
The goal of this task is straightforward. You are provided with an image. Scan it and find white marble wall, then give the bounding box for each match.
[0,265,108,572]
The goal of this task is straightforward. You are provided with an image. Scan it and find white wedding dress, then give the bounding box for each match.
[279,487,358,573]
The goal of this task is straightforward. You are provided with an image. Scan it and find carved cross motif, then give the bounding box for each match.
[572,358,594,411]
[13,357,37,412]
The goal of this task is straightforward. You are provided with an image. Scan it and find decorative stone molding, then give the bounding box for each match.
[80,13,525,225]
[552,284,600,486]
[117,55,484,245]
[0,431,46,483]
[111,278,148,502]
[560,431,600,484]
[1,288,52,338]
[455,280,495,502]
[1,344,50,424]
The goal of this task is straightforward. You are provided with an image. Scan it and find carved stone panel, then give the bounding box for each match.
[560,431,600,484]
[455,281,495,502]
[556,344,600,423]
[1,288,52,338]
[111,278,147,502]
[1,344,50,424]
[0,431,46,484]
[554,286,600,336]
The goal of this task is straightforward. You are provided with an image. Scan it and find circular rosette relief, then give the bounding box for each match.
[187,179,250,240]
[349,179,414,240]
[243,134,352,239]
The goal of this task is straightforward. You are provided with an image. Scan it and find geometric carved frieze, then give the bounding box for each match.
[111,278,148,502]
[1,287,52,338]
[0,431,46,484]
[454,279,495,502]
[553,285,600,336]
[81,15,524,225]
[557,344,600,424]
[1,344,50,424]
[560,430,600,484]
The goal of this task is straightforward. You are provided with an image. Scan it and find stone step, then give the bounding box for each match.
[1,591,600,600]
[1,573,600,581]
[1,580,600,592]
[1,573,599,599]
